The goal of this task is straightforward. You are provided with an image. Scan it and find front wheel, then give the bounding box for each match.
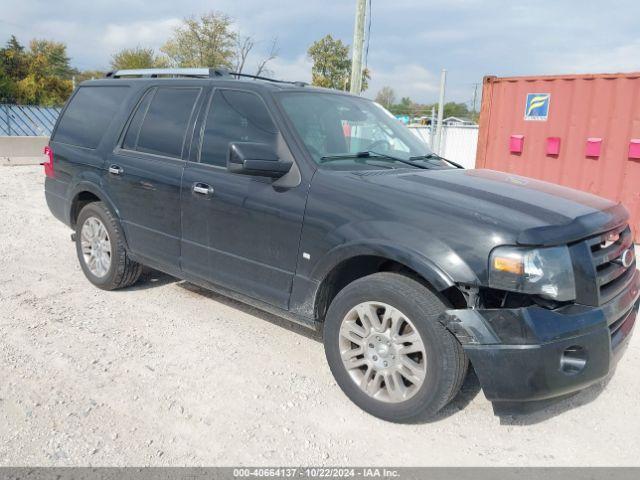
[324,272,467,422]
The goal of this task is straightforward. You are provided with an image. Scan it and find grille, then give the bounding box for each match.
[586,224,636,305]
[609,300,639,350]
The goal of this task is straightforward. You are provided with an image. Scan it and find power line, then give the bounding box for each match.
[471,82,480,114]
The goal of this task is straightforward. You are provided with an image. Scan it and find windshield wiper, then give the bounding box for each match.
[320,151,428,169]
[409,152,464,169]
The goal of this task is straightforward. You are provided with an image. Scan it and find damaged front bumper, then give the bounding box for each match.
[441,270,639,402]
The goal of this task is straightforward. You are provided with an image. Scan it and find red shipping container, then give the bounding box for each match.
[509,134,524,153]
[476,72,640,242]
[546,137,561,155]
[586,137,603,157]
[630,139,640,159]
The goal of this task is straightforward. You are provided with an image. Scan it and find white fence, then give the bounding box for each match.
[408,125,479,169]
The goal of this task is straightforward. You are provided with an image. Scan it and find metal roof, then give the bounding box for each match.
[1,104,61,136]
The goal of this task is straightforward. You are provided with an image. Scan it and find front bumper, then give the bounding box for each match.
[442,269,639,402]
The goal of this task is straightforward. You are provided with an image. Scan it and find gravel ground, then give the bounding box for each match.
[1,165,639,467]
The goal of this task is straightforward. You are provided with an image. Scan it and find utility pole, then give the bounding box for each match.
[434,69,447,154]
[471,82,479,116]
[430,105,436,147]
[349,0,367,94]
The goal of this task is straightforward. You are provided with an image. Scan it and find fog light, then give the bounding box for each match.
[560,346,587,375]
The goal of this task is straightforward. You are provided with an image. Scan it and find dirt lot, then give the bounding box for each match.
[1,165,639,466]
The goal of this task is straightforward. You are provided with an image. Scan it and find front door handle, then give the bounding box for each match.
[108,164,124,175]
[192,182,214,196]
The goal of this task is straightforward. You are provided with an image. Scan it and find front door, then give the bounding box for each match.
[181,88,307,309]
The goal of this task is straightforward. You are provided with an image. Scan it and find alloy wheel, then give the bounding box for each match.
[80,217,112,278]
[339,301,427,403]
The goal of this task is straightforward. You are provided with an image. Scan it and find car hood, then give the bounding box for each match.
[358,168,628,246]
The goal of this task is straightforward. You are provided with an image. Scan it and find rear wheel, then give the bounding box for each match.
[324,272,467,422]
[75,202,142,290]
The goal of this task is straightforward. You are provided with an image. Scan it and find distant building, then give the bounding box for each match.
[442,116,477,126]
[405,116,478,127]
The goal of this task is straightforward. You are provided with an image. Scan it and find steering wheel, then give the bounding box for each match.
[366,139,391,152]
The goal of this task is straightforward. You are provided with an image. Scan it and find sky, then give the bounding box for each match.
[1,0,639,106]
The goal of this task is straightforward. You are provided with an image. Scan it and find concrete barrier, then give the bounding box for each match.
[0,136,49,166]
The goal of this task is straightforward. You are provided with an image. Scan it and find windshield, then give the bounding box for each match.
[277,91,448,170]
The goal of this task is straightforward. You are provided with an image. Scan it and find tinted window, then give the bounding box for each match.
[200,90,278,167]
[128,87,200,158]
[278,92,442,171]
[54,86,128,149]
[122,89,153,150]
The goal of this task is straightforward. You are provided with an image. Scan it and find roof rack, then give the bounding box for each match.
[104,68,307,87]
[105,68,230,78]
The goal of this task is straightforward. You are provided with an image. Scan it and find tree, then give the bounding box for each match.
[234,35,279,76]
[388,96,414,115]
[0,35,28,81]
[22,39,73,105]
[375,86,396,108]
[28,39,74,79]
[161,11,236,68]
[16,74,71,106]
[255,37,279,77]
[443,101,470,119]
[0,35,74,105]
[307,34,369,92]
[234,35,254,74]
[0,69,17,102]
[75,70,106,83]
[0,35,27,101]
[2,38,74,105]
[110,47,167,70]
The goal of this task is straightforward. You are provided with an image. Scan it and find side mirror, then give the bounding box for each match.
[227,142,292,178]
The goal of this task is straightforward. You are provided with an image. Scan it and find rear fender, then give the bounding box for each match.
[67,179,130,251]
[68,176,121,226]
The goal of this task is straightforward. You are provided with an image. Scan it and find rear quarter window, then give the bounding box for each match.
[53,86,129,149]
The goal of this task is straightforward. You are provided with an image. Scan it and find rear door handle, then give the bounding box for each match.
[108,164,124,175]
[192,182,214,196]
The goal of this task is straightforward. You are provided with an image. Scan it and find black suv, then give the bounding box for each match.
[44,68,638,422]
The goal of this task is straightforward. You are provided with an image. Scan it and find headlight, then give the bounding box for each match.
[489,245,576,301]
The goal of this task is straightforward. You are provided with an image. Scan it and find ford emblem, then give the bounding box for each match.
[621,248,635,268]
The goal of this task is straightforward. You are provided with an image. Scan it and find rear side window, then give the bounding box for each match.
[123,87,201,158]
[54,86,128,149]
[200,89,278,167]
[122,90,153,151]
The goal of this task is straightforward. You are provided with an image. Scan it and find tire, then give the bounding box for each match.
[324,272,467,423]
[75,201,142,290]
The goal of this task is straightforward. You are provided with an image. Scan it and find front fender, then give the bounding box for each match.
[310,239,455,291]
[309,220,480,289]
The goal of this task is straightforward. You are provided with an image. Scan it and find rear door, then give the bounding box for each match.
[105,85,203,271]
[46,85,130,224]
[181,88,307,309]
